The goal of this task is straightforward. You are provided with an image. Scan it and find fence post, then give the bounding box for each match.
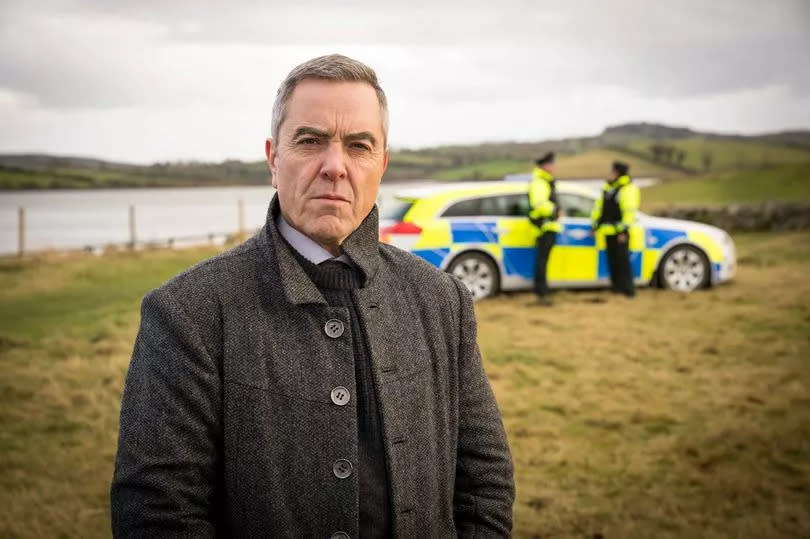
[129,205,137,249]
[18,207,25,257]
[238,199,245,238]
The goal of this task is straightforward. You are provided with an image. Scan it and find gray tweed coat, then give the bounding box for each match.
[111,195,514,538]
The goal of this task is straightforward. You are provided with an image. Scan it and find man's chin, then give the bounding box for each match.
[304,218,352,247]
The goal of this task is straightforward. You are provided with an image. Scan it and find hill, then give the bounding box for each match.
[641,162,810,209]
[602,122,698,139]
[2,123,809,189]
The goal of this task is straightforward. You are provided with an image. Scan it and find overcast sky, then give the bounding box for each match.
[1,0,809,164]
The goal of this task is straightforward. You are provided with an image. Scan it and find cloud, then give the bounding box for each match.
[0,0,808,160]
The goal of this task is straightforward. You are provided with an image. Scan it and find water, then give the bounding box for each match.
[0,178,656,255]
[0,183,433,255]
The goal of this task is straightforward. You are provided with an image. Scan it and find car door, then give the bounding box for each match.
[439,195,505,272]
[557,191,647,285]
[555,192,600,285]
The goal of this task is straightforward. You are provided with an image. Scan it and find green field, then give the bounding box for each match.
[5,125,810,189]
[555,149,674,179]
[626,136,810,172]
[433,159,530,181]
[642,162,810,209]
[431,150,676,182]
[0,167,230,189]
[1,229,809,537]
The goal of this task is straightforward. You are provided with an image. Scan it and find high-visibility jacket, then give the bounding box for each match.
[528,167,562,233]
[590,175,640,235]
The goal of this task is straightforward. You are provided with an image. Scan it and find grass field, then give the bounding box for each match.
[626,136,810,172]
[1,231,809,537]
[554,150,674,180]
[434,159,530,181]
[432,150,675,182]
[642,162,810,209]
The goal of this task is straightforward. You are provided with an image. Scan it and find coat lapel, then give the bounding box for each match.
[257,193,382,305]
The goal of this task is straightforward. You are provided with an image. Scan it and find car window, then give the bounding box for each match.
[558,193,595,218]
[441,197,482,217]
[504,194,531,216]
[382,199,415,221]
[442,194,530,218]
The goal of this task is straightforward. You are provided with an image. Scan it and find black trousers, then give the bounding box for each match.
[605,233,635,297]
[534,231,557,297]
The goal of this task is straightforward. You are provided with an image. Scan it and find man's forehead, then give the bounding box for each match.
[283,79,383,135]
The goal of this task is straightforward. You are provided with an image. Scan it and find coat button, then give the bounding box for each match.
[330,533,350,539]
[333,459,353,479]
[330,386,350,406]
[324,319,345,338]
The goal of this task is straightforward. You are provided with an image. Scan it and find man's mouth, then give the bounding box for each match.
[313,194,350,203]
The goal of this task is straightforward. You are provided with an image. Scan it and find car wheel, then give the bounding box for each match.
[658,245,710,292]
[447,252,500,301]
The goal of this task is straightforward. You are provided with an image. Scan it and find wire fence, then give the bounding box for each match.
[10,199,253,257]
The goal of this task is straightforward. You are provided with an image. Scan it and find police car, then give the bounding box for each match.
[380,181,736,300]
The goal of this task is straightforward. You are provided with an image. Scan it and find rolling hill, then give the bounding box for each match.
[2,123,809,189]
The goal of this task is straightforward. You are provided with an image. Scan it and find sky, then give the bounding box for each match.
[1,0,809,164]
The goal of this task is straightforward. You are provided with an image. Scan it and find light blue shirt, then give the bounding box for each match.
[277,215,355,267]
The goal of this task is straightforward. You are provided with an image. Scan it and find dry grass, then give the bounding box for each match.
[1,233,809,537]
[481,231,810,537]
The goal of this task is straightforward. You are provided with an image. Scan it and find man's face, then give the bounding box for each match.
[266,79,388,254]
[544,163,555,174]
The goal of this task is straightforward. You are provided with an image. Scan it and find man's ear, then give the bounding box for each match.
[265,138,278,187]
[382,148,389,174]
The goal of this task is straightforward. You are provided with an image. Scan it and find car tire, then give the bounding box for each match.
[447,252,500,301]
[658,244,710,292]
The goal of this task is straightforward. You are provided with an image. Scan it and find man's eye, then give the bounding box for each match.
[297,138,319,145]
[350,143,371,151]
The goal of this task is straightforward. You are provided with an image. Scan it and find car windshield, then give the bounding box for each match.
[381,199,415,221]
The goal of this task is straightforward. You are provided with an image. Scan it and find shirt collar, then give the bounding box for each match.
[260,193,382,305]
[277,214,355,267]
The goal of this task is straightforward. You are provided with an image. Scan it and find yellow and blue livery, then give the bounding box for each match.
[380,181,736,300]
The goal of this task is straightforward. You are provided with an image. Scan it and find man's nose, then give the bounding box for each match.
[320,141,348,182]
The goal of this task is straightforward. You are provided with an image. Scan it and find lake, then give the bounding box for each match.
[0,179,654,255]
[0,183,431,255]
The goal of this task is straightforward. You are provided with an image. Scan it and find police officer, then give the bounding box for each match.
[528,152,562,304]
[591,160,640,297]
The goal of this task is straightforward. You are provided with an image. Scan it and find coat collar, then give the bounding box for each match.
[605,174,631,190]
[533,167,554,182]
[258,193,381,305]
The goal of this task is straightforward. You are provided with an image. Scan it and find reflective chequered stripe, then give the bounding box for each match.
[388,181,730,287]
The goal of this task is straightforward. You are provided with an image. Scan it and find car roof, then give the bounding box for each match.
[393,180,599,202]
[391,180,601,223]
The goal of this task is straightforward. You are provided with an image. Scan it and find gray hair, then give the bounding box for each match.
[271,54,389,147]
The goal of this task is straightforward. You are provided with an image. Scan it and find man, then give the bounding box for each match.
[111,54,514,538]
[528,152,562,304]
[590,160,640,297]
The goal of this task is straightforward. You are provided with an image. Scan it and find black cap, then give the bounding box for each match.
[535,152,555,167]
[612,160,629,176]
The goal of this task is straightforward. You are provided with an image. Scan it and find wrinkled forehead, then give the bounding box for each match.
[281,79,385,140]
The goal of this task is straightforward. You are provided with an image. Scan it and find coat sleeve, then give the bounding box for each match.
[451,279,515,537]
[618,183,641,231]
[590,194,603,229]
[528,173,555,221]
[110,286,223,538]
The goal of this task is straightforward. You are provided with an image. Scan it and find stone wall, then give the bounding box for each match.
[651,202,810,232]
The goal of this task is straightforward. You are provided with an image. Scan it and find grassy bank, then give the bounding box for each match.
[642,162,810,210]
[1,232,809,537]
[626,136,810,172]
